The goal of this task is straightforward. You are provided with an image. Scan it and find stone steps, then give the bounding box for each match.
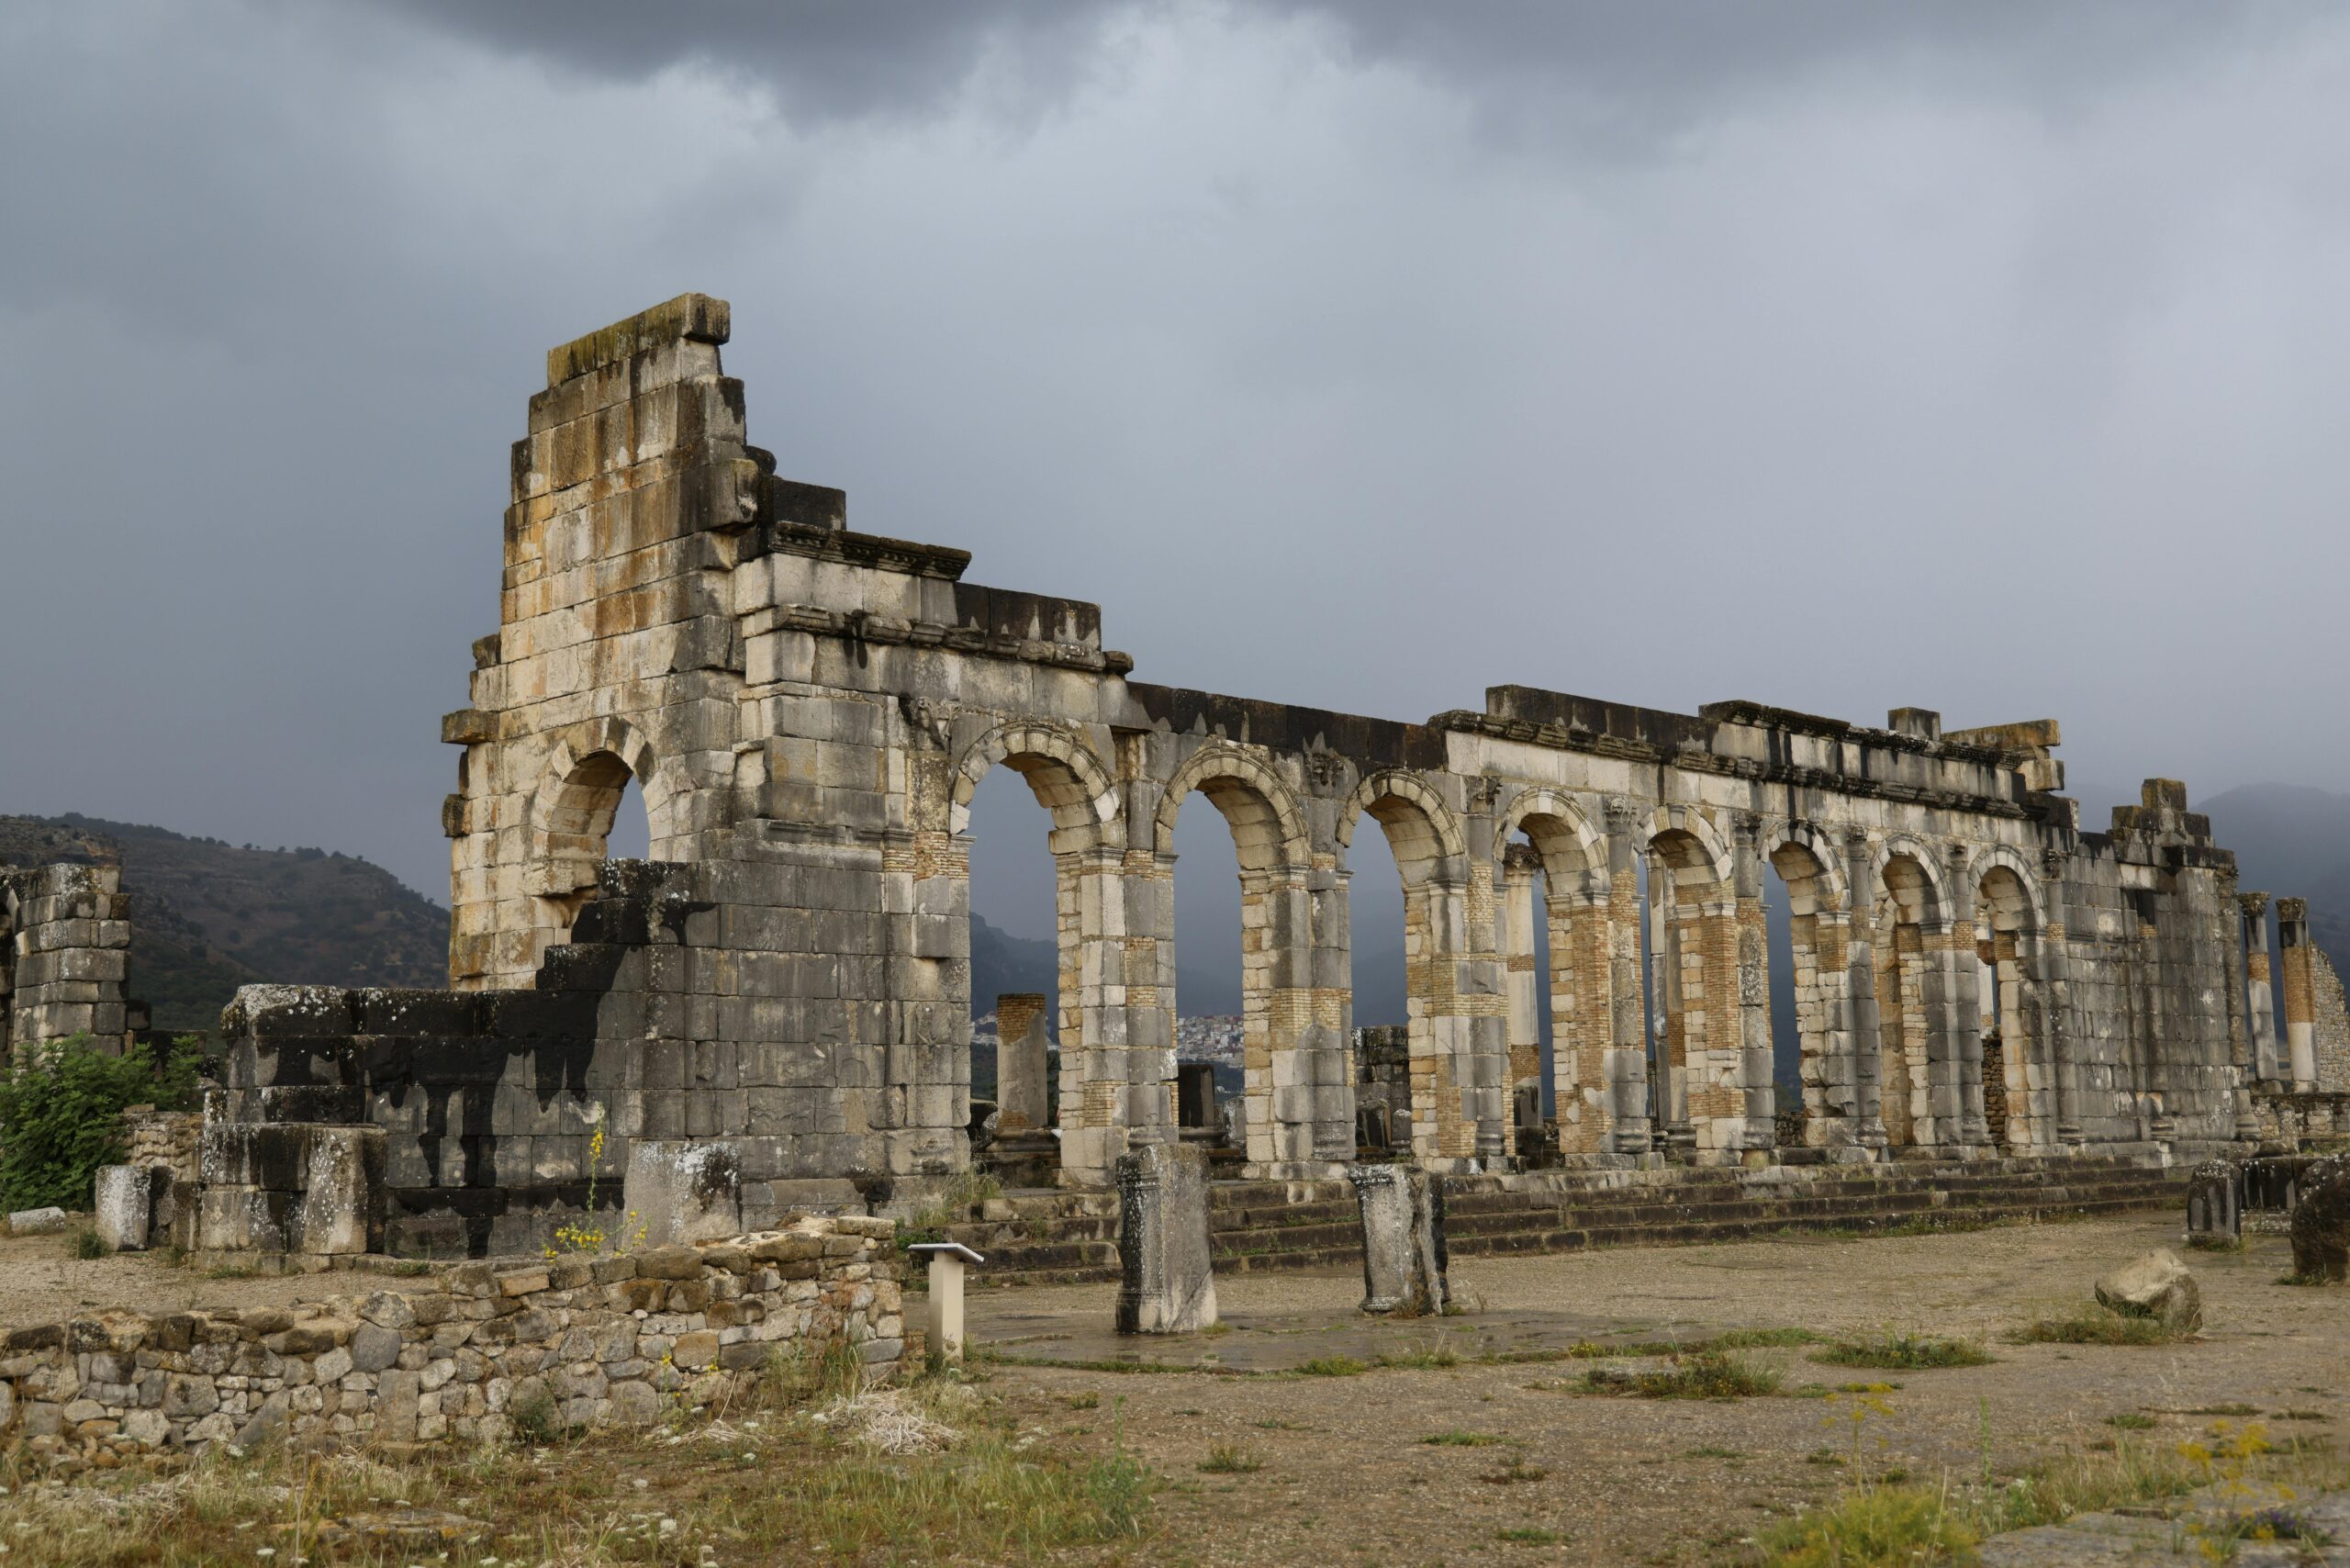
[941,1157,2183,1289]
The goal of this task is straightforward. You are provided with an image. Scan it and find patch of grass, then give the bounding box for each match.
[2007,1302,2192,1346]
[2184,1403,2260,1417]
[1716,1326,1823,1348]
[72,1227,106,1260]
[2277,1410,2330,1421]
[1252,1418,1315,1431]
[1803,1449,1846,1468]
[1374,1341,1461,1371]
[203,1263,259,1281]
[1496,1527,1562,1543]
[1421,1430,1505,1447]
[1479,1461,1549,1485]
[1295,1355,1368,1378]
[1812,1329,1991,1371]
[1197,1444,1263,1474]
[1588,1350,1783,1400]
[2186,1233,2245,1252]
[2276,1271,2334,1286]
[1759,1482,1979,1565]
[2105,1412,2157,1430]
[1685,1445,1745,1460]
[1062,1391,1101,1411]
[1197,1321,1233,1338]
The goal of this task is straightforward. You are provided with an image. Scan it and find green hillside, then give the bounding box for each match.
[0,814,448,1033]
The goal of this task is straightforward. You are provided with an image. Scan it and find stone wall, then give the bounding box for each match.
[120,1106,200,1183]
[1,862,141,1054]
[185,293,2349,1260]
[0,1216,901,1468]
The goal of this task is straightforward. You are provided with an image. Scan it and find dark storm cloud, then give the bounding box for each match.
[5,0,2349,917]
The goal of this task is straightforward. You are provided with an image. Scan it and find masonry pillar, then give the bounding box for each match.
[1247,868,1334,1178]
[1652,854,1695,1154]
[1801,882,1863,1148]
[2040,849,2085,1146]
[1552,884,1614,1154]
[1944,846,1990,1148]
[1501,846,1543,1097]
[1305,861,1358,1168]
[1595,801,1651,1154]
[1730,816,1776,1153]
[1841,830,1889,1151]
[1057,847,1171,1185]
[2218,878,2262,1142]
[2241,892,2281,1085]
[993,992,1051,1135]
[2278,898,2319,1090]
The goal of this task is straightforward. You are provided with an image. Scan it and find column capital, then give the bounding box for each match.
[2039,847,2070,881]
[1602,795,1643,834]
[2239,890,2270,919]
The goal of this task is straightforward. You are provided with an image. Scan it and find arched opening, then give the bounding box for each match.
[962,764,1069,1184]
[1348,776,1480,1166]
[1874,853,1942,1148]
[1495,798,1607,1161]
[1766,838,1843,1148]
[1156,753,1319,1174]
[1643,824,1733,1156]
[1975,865,2042,1149]
[1350,820,1409,1157]
[1169,792,1247,1154]
[536,748,650,935]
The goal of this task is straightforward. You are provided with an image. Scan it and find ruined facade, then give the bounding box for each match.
[1,862,144,1055]
[201,295,2349,1256]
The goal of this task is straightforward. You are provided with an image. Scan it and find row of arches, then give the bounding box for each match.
[508,713,2097,1182]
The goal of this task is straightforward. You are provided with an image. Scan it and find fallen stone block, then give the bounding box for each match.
[7,1208,67,1238]
[2094,1248,2202,1331]
[2289,1160,2350,1282]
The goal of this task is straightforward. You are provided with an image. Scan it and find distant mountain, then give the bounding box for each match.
[969,910,1409,1025]
[0,814,449,1033]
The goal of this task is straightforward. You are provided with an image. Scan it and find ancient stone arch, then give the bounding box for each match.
[947,721,1123,852]
[1153,744,1311,872]
[1644,805,1733,891]
[1491,787,1607,901]
[1338,768,1468,885]
[1972,849,2055,1149]
[524,716,676,902]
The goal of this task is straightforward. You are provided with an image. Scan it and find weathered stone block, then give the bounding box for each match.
[1348,1163,1449,1316]
[1114,1141,1216,1335]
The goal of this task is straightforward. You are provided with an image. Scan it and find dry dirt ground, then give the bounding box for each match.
[0,1228,356,1323]
[965,1215,2349,1567]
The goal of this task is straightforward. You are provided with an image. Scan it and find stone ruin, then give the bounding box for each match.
[0,861,151,1057]
[29,292,2350,1265]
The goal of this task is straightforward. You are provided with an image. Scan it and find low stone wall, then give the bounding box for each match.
[120,1106,200,1183]
[0,1216,902,1470]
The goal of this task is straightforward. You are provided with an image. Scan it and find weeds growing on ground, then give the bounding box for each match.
[1421,1430,1504,1447]
[1583,1350,1783,1400]
[1197,1444,1263,1474]
[2007,1301,2194,1346]
[1812,1328,1992,1371]
[1295,1356,1368,1378]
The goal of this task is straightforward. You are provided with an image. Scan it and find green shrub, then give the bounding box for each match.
[0,1034,202,1211]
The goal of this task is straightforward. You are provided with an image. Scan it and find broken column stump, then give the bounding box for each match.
[1348,1163,1449,1316]
[2185,1159,2241,1246]
[1115,1140,1217,1334]
[94,1165,153,1252]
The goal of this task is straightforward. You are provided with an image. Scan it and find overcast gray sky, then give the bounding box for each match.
[6,1,2349,918]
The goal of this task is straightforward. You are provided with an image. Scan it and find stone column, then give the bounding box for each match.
[1730,815,1776,1153]
[1841,830,1889,1150]
[1058,847,1172,1185]
[1501,846,1543,1096]
[1348,1163,1449,1316]
[2278,898,2319,1091]
[2241,892,2281,1085]
[2218,877,2261,1142]
[2040,849,2085,1147]
[993,992,1051,1134]
[1115,1141,1217,1334]
[1653,855,1695,1153]
[1601,800,1652,1154]
[1250,868,1329,1177]
[1305,861,1358,1168]
[1802,885,1862,1148]
[1552,885,1614,1154]
[1944,846,1989,1148]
